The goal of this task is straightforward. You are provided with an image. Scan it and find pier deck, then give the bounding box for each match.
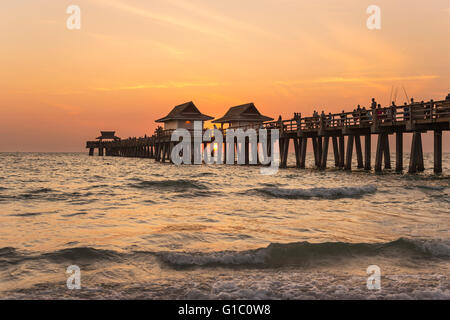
[86,98,450,174]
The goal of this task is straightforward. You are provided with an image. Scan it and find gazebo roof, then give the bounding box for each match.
[155,101,214,123]
[96,131,120,140]
[212,103,273,123]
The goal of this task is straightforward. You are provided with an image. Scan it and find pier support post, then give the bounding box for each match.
[345,135,354,170]
[434,130,442,174]
[355,135,364,169]
[89,148,94,156]
[383,134,391,169]
[312,137,319,168]
[98,147,104,156]
[320,136,329,170]
[161,143,167,162]
[245,138,250,165]
[364,134,371,170]
[338,136,345,168]
[317,137,323,165]
[409,133,418,173]
[408,132,425,173]
[332,136,339,167]
[375,134,383,172]
[293,138,301,168]
[300,137,307,168]
[396,132,403,172]
[417,133,425,172]
[279,138,289,168]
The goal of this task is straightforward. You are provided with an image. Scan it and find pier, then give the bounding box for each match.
[86,96,450,174]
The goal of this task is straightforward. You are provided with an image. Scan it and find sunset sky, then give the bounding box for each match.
[0,0,449,151]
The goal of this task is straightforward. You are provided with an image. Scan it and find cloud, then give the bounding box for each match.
[165,0,275,38]
[86,32,184,57]
[275,75,439,86]
[94,0,229,39]
[94,81,224,91]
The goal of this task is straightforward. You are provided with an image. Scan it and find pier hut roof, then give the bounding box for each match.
[96,131,120,141]
[212,103,274,123]
[155,101,214,123]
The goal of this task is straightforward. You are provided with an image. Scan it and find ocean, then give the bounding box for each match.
[0,152,449,299]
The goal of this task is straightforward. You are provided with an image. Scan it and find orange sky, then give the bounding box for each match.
[0,0,449,151]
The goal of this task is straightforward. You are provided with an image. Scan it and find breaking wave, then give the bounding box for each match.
[251,185,377,199]
[1,238,448,269]
[155,238,450,267]
[129,179,207,190]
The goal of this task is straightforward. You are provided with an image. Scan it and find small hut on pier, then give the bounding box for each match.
[155,101,214,130]
[212,103,273,129]
[96,131,120,141]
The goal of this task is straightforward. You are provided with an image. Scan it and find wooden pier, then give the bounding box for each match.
[86,96,450,174]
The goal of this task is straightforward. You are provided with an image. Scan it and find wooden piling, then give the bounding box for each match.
[312,137,319,168]
[417,133,425,172]
[434,130,442,174]
[408,132,419,173]
[345,135,354,170]
[293,138,301,168]
[355,135,364,169]
[338,136,345,168]
[317,137,323,165]
[320,136,329,170]
[395,132,403,172]
[245,138,250,165]
[375,134,383,173]
[383,134,391,169]
[300,137,307,168]
[364,134,371,170]
[332,136,339,167]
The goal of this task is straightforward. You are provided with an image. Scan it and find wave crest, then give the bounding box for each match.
[251,184,377,199]
[129,179,207,190]
[155,238,450,267]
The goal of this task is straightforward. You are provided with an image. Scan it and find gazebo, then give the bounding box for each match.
[96,131,120,141]
[155,101,214,130]
[212,103,273,129]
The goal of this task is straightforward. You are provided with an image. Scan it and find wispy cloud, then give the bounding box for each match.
[95,0,228,39]
[94,81,224,92]
[165,0,275,38]
[86,32,184,57]
[275,75,439,86]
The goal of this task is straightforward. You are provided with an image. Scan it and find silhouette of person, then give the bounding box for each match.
[371,98,377,109]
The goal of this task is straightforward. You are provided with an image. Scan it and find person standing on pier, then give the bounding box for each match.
[390,102,397,123]
[294,112,302,128]
[377,104,384,123]
[409,98,416,121]
[403,102,410,121]
[361,107,368,122]
[370,98,377,123]
[340,110,346,126]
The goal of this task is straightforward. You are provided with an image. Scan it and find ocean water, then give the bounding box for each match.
[0,152,449,299]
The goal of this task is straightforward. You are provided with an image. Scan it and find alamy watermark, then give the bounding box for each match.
[66,265,81,290]
[367,265,381,290]
[66,5,81,30]
[366,5,381,30]
[170,121,279,175]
